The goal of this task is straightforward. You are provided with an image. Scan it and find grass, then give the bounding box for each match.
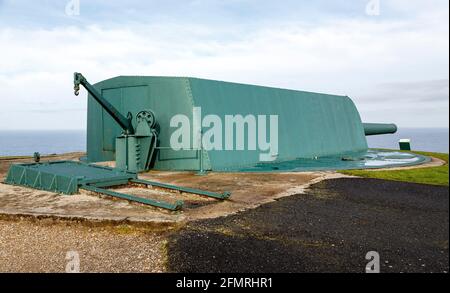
[339,151,449,186]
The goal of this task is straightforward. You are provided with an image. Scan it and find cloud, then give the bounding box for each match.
[356,79,449,127]
[368,80,449,103]
[0,1,448,129]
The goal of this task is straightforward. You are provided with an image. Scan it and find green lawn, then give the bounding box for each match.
[339,151,449,186]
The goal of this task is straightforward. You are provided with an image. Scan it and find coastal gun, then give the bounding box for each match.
[74,72,158,172]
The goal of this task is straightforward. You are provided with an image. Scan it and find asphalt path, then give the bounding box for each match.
[167,178,449,273]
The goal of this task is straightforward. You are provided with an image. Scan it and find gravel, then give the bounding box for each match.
[0,220,167,272]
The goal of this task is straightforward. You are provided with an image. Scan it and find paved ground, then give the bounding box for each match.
[167,178,449,273]
[0,154,321,224]
[1,155,447,273]
[0,154,323,272]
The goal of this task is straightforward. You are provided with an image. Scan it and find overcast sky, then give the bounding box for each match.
[0,0,448,130]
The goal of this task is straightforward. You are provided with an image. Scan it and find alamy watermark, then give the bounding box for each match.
[170,107,279,162]
[365,0,381,16]
[65,250,80,273]
[365,251,380,273]
[65,0,80,16]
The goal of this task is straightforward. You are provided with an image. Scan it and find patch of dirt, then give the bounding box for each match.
[0,154,326,224]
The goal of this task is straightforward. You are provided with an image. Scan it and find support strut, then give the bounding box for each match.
[131,178,231,200]
[80,184,183,211]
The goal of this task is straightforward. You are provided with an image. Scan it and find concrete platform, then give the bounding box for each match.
[1,152,442,225]
[0,153,332,225]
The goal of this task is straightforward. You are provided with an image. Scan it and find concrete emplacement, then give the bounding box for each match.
[2,73,431,216]
[0,153,444,226]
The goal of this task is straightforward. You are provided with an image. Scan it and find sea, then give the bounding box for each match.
[0,128,448,157]
[0,130,86,157]
[366,128,449,154]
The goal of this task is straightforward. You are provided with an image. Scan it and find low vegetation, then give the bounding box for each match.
[340,151,449,186]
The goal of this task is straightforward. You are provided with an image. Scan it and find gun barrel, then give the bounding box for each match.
[363,123,397,136]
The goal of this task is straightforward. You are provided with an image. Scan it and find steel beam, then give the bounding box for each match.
[74,72,134,134]
[131,178,231,200]
[80,184,183,211]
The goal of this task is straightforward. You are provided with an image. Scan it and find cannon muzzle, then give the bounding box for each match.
[363,123,397,136]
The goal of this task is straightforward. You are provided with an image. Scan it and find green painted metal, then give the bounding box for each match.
[230,150,430,172]
[6,164,79,194]
[87,76,393,171]
[86,76,200,170]
[33,152,41,163]
[5,161,136,194]
[115,129,158,172]
[363,123,397,136]
[131,178,231,200]
[5,160,231,210]
[74,73,134,134]
[76,73,160,173]
[80,185,183,211]
[399,139,412,151]
[115,110,159,172]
